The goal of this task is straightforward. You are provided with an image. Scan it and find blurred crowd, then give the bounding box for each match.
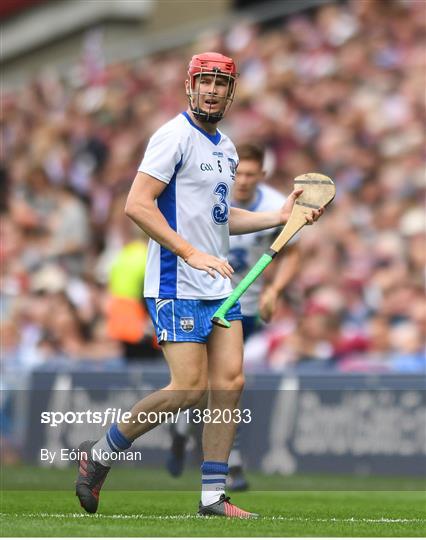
[1,0,425,373]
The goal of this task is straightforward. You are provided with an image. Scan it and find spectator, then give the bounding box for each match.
[2,0,424,370]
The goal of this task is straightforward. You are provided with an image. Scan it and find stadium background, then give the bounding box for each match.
[1,0,425,507]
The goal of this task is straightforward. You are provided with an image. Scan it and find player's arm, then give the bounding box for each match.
[229,206,282,235]
[229,189,322,235]
[125,172,233,279]
[259,244,300,322]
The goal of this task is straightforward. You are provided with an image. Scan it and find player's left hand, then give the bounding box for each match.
[259,286,279,322]
[304,206,324,225]
[279,189,324,225]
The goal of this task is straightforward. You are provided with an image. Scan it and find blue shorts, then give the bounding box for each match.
[146,298,243,344]
[242,315,260,342]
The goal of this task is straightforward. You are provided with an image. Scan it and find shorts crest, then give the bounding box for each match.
[180,316,195,332]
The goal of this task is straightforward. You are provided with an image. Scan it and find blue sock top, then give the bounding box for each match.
[201,461,229,475]
[107,423,132,451]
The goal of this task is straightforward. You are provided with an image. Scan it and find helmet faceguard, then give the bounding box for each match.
[187,52,238,123]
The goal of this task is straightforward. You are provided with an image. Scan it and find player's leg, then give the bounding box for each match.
[166,409,191,477]
[76,341,208,513]
[118,341,208,439]
[166,392,208,477]
[166,315,258,483]
[203,320,244,462]
[198,320,257,518]
[227,425,248,491]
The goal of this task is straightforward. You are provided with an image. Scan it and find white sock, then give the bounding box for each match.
[200,461,228,506]
[201,475,227,506]
[91,435,115,467]
[91,423,132,467]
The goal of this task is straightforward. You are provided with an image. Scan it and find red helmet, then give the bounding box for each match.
[188,52,238,85]
[187,52,238,123]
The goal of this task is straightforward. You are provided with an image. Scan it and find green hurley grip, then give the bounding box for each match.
[211,252,274,328]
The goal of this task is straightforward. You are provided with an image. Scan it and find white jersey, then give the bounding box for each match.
[230,183,291,316]
[139,112,238,299]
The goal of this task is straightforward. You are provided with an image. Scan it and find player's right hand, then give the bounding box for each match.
[259,286,278,322]
[184,250,234,279]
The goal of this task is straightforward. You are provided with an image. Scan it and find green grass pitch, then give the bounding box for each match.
[1,467,425,537]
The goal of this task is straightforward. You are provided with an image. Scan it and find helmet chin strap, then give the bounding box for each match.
[190,103,224,124]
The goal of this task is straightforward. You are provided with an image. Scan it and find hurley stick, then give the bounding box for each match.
[212,173,336,328]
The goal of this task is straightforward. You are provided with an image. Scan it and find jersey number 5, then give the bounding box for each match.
[212,182,229,225]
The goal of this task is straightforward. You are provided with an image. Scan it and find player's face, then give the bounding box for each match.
[187,74,230,116]
[233,159,264,203]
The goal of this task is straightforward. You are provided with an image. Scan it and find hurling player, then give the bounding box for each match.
[75,52,322,518]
